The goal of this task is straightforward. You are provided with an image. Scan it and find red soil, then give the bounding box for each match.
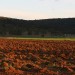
[0,39,75,75]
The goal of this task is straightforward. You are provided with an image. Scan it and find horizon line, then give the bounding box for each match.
[0,16,75,20]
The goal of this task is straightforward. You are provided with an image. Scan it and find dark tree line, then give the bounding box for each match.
[0,17,75,37]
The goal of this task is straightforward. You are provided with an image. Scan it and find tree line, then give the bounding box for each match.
[0,17,75,37]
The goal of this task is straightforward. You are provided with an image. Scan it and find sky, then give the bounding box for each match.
[0,0,75,20]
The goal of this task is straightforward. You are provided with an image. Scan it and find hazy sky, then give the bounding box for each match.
[0,0,75,20]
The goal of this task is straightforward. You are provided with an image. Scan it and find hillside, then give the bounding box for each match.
[0,17,75,37]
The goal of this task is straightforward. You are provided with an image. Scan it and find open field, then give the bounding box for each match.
[0,37,75,41]
[15,37,75,41]
[0,38,75,75]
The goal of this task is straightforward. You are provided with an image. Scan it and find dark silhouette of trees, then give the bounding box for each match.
[0,17,75,37]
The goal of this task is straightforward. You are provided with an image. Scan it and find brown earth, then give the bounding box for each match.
[0,39,75,75]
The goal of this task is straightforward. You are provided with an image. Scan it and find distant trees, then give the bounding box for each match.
[0,17,75,37]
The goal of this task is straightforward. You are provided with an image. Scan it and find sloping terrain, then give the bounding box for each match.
[0,17,75,37]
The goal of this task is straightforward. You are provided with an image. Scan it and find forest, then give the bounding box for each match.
[0,17,75,37]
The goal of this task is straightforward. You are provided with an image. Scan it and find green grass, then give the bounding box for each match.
[0,36,75,40]
[1,37,75,41]
[17,38,75,40]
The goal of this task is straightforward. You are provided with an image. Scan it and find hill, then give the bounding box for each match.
[0,17,75,37]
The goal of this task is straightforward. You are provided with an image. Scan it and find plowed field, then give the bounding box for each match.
[0,39,75,75]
